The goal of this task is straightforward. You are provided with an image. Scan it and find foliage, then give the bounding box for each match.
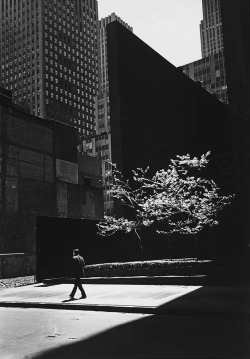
[135,152,233,236]
[97,152,234,259]
[86,258,211,272]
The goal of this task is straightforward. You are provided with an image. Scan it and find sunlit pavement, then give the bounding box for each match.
[0,283,249,359]
[0,307,150,359]
[0,282,249,315]
[0,283,199,312]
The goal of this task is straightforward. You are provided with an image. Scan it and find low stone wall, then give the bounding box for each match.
[0,253,35,279]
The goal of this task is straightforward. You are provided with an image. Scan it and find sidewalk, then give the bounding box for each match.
[0,280,248,316]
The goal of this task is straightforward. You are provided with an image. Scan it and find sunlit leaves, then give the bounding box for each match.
[97,153,234,240]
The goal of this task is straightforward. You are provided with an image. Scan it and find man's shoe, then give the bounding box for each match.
[80,294,87,299]
[69,295,74,299]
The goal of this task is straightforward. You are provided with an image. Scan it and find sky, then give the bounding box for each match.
[98,0,203,67]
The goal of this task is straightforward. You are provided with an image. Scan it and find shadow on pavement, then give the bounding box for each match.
[62,298,79,303]
[32,287,249,359]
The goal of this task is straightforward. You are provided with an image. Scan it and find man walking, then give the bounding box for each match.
[69,249,87,299]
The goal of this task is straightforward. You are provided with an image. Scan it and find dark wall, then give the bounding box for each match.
[221,0,250,259]
[0,106,55,253]
[106,21,234,260]
[36,216,127,281]
[53,121,78,163]
[107,21,231,178]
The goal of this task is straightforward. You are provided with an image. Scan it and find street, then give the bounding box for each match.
[0,283,249,359]
[0,306,248,359]
[0,307,148,359]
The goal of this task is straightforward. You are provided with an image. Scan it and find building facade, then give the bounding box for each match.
[181,0,228,104]
[181,51,227,104]
[200,0,224,57]
[0,0,99,142]
[0,87,103,277]
[82,14,133,215]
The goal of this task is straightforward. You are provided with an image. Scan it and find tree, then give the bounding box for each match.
[97,163,148,261]
[97,152,234,260]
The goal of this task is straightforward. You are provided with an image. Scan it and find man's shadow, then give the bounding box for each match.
[62,298,81,303]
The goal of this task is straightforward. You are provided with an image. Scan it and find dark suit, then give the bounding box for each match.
[70,254,86,298]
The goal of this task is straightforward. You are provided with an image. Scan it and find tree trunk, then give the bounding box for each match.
[194,234,199,260]
[168,236,173,260]
[135,229,143,262]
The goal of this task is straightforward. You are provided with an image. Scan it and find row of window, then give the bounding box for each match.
[44,17,97,41]
[45,74,95,97]
[45,81,94,100]
[44,8,96,26]
[45,47,97,73]
[45,0,97,16]
[45,44,96,63]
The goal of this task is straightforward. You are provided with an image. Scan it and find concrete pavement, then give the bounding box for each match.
[0,281,249,359]
[1,305,248,359]
[0,280,249,316]
[0,307,150,359]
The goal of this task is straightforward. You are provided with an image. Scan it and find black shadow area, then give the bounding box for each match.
[32,286,249,359]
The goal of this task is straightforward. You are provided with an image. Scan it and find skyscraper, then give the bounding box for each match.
[200,0,224,57]
[82,13,133,215]
[181,0,227,104]
[0,0,99,142]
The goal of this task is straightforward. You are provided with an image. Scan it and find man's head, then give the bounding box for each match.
[73,249,79,256]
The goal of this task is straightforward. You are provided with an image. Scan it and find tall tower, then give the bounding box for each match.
[0,0,99,142]
[200,0,224,57]
[82,14,133,215]
[181,0,227,104]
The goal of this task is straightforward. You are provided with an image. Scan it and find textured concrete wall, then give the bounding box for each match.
[0,253,35,279]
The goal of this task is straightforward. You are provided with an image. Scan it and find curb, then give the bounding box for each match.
[43,275,207,286]
[42,275,247,287]
[0,300,247,318]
